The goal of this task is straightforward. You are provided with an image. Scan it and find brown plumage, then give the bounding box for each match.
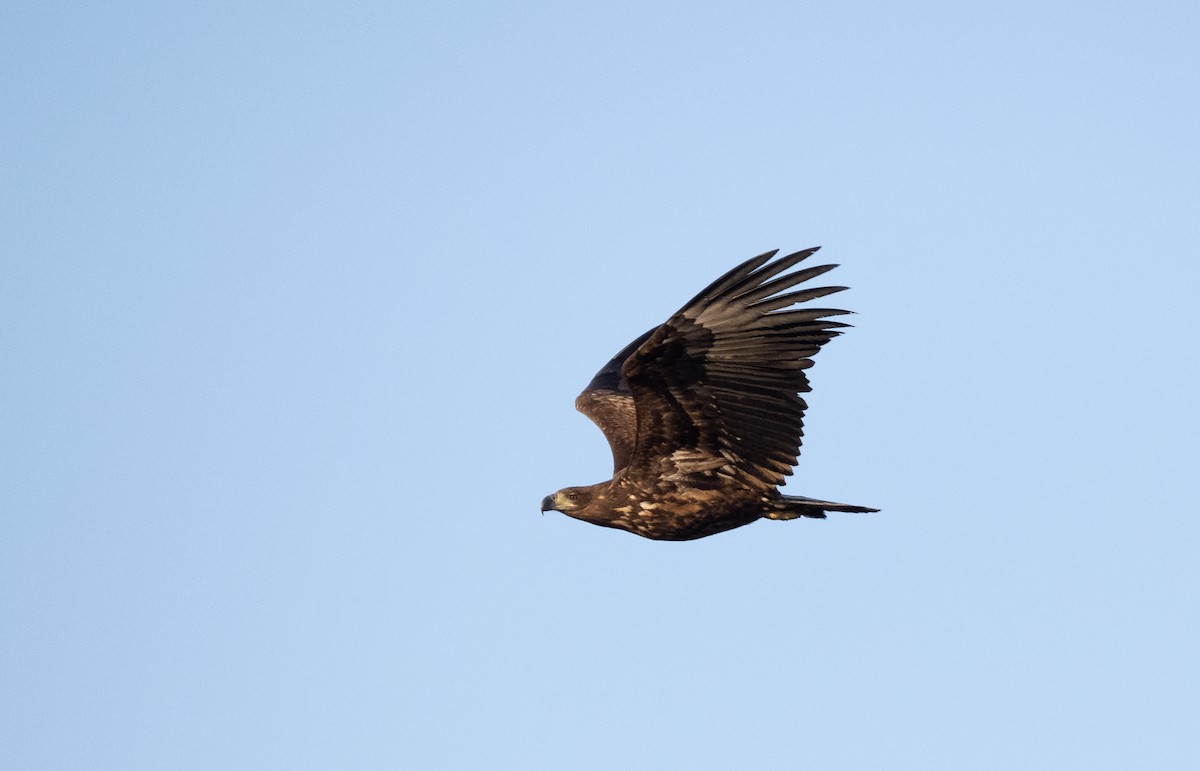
[541,247,877,540]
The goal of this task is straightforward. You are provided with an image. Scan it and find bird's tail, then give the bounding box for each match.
[765,495,879,520]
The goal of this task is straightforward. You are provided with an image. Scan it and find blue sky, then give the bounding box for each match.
[3,2,1198,768]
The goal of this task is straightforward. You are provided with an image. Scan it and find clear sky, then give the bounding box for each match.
[3,2,1199,768]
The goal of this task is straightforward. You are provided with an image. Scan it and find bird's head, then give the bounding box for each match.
[540,487,594,514]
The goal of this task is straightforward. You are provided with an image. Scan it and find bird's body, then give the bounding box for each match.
[561,466,765,541]
[542,247,876,540]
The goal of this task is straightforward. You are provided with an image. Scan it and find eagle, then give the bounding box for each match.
[540,247,877,540]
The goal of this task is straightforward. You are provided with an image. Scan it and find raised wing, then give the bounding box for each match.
[621,247,852,489]
[575,327,655,473]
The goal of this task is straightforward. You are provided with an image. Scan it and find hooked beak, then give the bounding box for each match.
[540,494,558,513]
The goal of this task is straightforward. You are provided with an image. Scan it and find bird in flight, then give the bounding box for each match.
[541,247,876,540]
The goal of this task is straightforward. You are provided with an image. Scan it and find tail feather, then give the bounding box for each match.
[765,495,879,520]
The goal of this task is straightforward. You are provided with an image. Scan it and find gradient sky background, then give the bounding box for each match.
[3,2,1199,769]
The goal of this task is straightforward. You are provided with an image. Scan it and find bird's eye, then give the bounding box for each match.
[567,492,579,501]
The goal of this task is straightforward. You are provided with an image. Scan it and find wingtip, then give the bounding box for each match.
[777,246,821,263]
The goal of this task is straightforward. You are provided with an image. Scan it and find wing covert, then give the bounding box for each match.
[575,327,656,472]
